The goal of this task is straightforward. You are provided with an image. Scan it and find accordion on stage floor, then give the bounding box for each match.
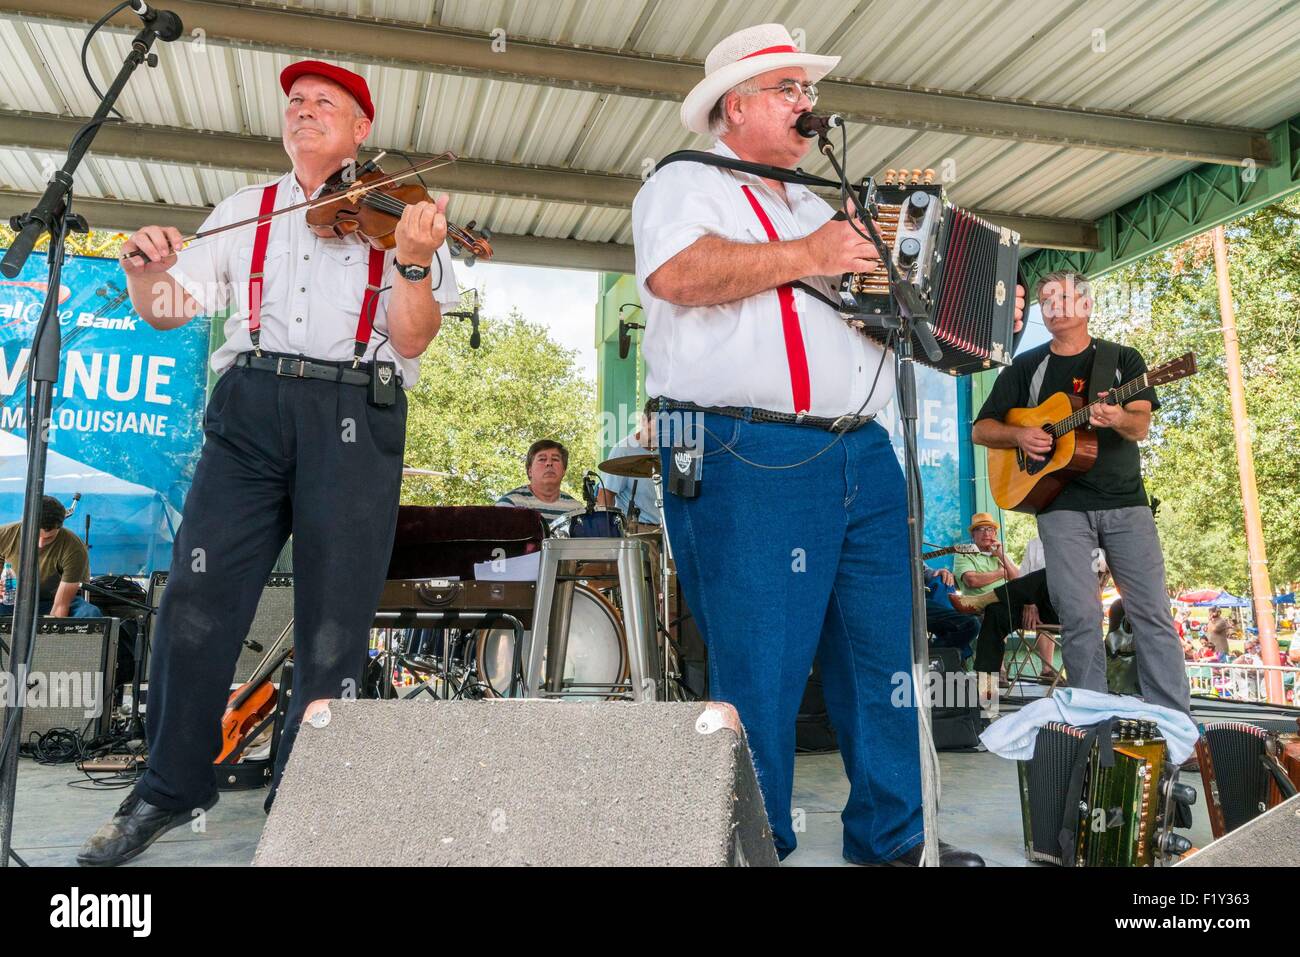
[1195,720,1300,840]
[838,169,1021,377]
[1017,720,1196,867]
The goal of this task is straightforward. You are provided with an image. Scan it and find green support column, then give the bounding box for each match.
[594,273,645,459]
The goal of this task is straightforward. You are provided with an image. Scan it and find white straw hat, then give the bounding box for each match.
[681,23,840,136]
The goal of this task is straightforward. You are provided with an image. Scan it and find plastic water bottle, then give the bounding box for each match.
[2,562,15,606]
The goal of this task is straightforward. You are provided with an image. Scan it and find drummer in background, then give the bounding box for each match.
[495,439,584,524]
[597,413,661,528]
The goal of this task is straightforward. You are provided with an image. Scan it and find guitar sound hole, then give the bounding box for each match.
[1024,426,1056,476]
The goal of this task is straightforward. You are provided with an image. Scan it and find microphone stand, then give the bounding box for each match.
[817,131,945,867]
[0,16,173,869]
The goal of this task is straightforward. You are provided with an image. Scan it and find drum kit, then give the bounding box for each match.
[373,450,692,703]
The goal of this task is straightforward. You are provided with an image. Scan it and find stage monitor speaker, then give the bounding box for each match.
[254,700,777,866]
[1177,793,1300,867]
[149,571,293,683]
[0,617,119,739]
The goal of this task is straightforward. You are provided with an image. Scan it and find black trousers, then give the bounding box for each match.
[135,364,406,811]
[972,568,1059,674]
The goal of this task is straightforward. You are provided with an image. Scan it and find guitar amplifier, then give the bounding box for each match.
[376,579,535,629]
[149,571,294,683]
[0,617,120,739]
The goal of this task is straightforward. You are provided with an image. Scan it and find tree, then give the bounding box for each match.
[1087,197,1300,593]
[401,301,599,507]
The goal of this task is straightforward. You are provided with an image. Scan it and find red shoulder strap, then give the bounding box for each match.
[247,182,278,355]
[354,245,386,364]
[740,185,811,415]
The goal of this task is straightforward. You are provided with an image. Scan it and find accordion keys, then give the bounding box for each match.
[837,179,1021,376]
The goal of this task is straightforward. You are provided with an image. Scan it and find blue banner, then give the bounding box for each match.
[0,250,208,574]
[879,366,962,559]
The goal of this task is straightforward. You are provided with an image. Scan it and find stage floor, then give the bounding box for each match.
[9,746,1216,867]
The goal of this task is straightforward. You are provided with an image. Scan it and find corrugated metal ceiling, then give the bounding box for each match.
[0,0,1297,257]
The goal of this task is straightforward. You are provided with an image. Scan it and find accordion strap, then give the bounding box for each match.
[1059,720,1115,868]
[654,150,838,189]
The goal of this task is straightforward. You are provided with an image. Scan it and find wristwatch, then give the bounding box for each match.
[395,260,431,282]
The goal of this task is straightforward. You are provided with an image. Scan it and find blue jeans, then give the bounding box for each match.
[925,578,979,660]
[659,412,923,862]
[1,595,102,618]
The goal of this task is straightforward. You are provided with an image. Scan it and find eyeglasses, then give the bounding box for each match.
[754,80,819,107]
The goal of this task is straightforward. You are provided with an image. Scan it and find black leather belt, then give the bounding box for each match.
[234,351,392,387]
[653,398,875,433]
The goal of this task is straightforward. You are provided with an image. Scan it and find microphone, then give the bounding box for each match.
[127,1,185,42]
[617,304,643,360]
[64,492,81,518]
[795,112,844,139]
[582,471,599,511]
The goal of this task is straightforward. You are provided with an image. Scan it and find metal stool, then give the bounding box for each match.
[1007,624,1066,694]
[526,537,660,701]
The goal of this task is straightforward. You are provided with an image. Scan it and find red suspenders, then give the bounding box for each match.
[739,185,812,415]
[247,180,387,364]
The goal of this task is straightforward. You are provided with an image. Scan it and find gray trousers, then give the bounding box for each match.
[1037,506,1191,715]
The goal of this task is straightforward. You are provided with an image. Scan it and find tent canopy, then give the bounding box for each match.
[0,430,179,576]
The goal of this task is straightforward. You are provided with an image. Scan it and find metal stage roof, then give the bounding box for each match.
[0,0,1297,272]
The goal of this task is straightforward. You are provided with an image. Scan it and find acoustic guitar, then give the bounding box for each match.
[987,352,1197,514]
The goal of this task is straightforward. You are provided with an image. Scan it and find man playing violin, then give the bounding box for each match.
[78,61,461,866]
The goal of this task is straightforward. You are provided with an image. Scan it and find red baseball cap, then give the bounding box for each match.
[279,60,374,121]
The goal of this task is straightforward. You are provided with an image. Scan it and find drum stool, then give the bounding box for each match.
[526,538,660,701]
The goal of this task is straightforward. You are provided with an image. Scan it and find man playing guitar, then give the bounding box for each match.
[972,271,1189,715]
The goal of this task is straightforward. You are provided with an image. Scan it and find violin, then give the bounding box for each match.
[306,155,493,263]
[123,151,493,264]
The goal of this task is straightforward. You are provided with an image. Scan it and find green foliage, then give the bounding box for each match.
[0,225,128,260]
[401,299,599,507]
[1002,511,1038,566]
[1088,197,1300,593]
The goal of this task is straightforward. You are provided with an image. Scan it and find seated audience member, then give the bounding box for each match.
[952,513,1019,597]
[495,439,584,525]
[0,496,101,618]
[924,565,980,662]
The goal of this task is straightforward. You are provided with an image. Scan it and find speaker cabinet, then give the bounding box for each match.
[254,699,777,866]
[149,571,293,682]
[0,617,119,739]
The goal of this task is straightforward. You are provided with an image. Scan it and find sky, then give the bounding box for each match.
[467,261,601,381]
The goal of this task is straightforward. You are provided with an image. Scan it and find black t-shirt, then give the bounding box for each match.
[976,339,1159,513]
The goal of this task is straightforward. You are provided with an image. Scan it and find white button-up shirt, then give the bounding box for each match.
[169,171,460,387]
[632,141,893,418]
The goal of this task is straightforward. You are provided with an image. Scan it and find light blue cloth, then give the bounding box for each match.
[980,687,1200,764]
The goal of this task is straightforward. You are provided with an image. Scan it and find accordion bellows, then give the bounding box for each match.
[839,177,1021,377]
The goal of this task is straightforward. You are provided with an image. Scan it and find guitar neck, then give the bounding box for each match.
[1051,374,1149,437]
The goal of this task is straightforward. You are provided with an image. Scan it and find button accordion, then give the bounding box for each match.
[1194,720,1300,840]
[838,168,1021,377]
[1017,720,1196,867]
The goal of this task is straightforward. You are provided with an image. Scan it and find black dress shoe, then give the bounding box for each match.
[848,840,985,867]
[77,792,218,867]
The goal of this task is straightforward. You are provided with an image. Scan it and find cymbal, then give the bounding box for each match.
[598,452,659,479]
[402,467,452,478]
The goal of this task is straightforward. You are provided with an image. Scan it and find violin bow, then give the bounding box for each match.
[123,151,458,263]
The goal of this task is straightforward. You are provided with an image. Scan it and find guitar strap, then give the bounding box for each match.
[1088,338,1122,404]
